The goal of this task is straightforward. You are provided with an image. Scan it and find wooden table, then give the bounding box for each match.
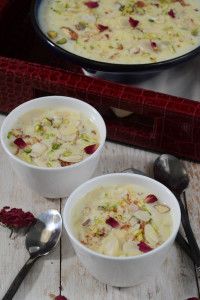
[0,114,199,300]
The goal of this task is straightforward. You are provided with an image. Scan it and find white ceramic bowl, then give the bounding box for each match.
[63,173,181,287]
[0,96,106,198]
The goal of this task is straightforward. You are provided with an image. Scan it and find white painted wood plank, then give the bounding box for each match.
[61,143,199,300]
[0,115,60,300]
[182,160,200,288]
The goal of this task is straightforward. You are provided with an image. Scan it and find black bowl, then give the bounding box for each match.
[32,0,200,74]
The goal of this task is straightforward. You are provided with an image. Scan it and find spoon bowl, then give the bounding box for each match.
[153,154,189,195]
[3,209,62,300]
[26,209,62,257]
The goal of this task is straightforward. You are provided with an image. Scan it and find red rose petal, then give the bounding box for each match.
[106,217,119,228]
[135,1,145,7]
[84,144,98,154]
[55,296,68,300]
[145,194,158,203]
[138,242,153,253]
[97,24,109,32]
[186,298,199,300]
[129,17,139,28]
[0,207,36,229]
[14,138,27,149]
[84,1,99,8]
[168,9,175,18]
[151,41,158,50]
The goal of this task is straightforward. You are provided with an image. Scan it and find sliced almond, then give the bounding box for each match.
[30,143,47,158]
[123,241,141,256]
[59,133,77,142]
[60,154,82,163]
[52,116,63,128]
[144,224,159,246]
[82,219,90,226]
[133,210,151,222]
[132,223,140,232]
[101,234,120,256]
[154,204,170,214]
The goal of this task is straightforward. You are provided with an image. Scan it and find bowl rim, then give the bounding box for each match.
[63,173,181,261]
[32,0,200,73]
[0,95,106,171]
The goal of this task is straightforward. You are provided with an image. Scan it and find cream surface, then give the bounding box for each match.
[72,184,172,257]
[39,0,200,64]
[7,107,99,168]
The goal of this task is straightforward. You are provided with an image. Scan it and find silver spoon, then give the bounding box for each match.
[122,168,192,260]
[3,209,62,300]
[153,154,200,276]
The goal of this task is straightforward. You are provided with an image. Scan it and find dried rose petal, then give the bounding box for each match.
[14,138,27,149]
[129,17,139,28]
[55,296,68,300]
[135,1,145,7]
[145,194,158,203]
[186,298,199,300]
[138,242,153,253]
[151,41,158,50]
[84,1,99,8]
[168,9,175,18]
[0,207,36,229]
[97,24,109,32]
[84,144,98,154]
[106,217,119,228]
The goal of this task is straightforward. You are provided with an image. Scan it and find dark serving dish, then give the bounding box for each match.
[32,0,200,73]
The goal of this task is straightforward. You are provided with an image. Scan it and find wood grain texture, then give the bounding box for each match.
[182,160,200,289]
[61,143,199,300]
[0,113,199,299]
[0,115,60,300]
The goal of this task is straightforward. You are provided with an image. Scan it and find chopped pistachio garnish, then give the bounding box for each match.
[56,38,67,44]
[47,31,58,39]
[52,143,61,150]
[34,124,43,133]
[7,131,13,139]
[191,28,199,36]
[40,0,200,64]
[7,107,100,167]
[24,148,32,154]
[73,184,172,256]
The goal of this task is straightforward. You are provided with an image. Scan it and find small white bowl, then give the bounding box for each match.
[63,173,181,287]
[0,96,106,198]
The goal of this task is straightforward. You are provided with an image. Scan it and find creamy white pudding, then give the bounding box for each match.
[39,0,200,64]
[72,184,172,257]
[7,107,99,168]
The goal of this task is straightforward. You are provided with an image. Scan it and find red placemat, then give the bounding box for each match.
[1,0,200,161]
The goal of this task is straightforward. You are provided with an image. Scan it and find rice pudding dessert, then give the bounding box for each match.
[39,0,200,64]
[72,184,172,256]
[7,107,99,168]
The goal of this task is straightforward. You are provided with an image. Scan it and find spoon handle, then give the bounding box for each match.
[176,231,192,259]
[2,256,38,300]
[177,194,200,268]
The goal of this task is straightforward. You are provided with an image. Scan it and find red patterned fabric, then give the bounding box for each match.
[1,0,200,161]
